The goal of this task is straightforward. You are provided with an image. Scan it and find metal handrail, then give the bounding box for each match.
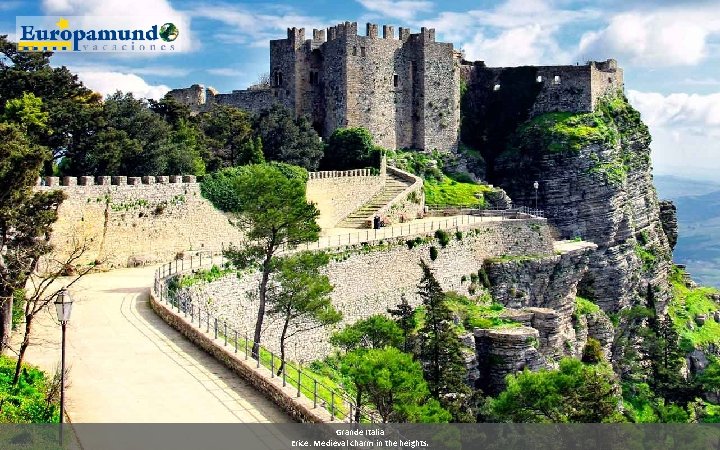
[152,251,380,423]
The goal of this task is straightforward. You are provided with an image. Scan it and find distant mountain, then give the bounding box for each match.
[654,174,720,199]
[655,175,720,288]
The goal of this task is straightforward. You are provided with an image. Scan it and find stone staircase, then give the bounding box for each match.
[336,172,412,228]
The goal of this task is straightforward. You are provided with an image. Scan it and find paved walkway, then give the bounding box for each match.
[11,265,289,424]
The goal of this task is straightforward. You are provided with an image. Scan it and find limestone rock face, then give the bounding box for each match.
[492,99,673,313]
[483,247,595,362]
[585,310,614,358]
[658,200,678,251]
[475,327,544,394]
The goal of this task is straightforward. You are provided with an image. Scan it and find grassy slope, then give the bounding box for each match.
[668,267,720,351]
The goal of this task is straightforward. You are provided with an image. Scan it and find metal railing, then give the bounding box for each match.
[152,251,378,423]
[295,209,544,252]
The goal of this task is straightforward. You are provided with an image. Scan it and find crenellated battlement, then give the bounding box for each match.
[170,20,622,155]
[307,169,375,180]
[37,175,198,188]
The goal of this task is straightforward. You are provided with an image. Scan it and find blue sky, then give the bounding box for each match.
[2,0,720,180]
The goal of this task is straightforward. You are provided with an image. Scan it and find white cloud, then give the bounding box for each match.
[628,90,720,128]
[75,71,170,99]
[462,24,570,66]
[628,90,720,178]
[207,68,245,77]
[417,0,596,66]
[578,7,720,66]
[191,5,328,48]
[356,0,434,21]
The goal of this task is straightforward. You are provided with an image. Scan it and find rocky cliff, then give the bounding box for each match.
[484,95,673,314]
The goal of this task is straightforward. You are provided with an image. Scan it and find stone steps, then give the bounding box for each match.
[337,175,412,228]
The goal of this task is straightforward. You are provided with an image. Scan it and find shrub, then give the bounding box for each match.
[435,229,451,247]
[455,231,463,241]
[429,246,438,261]
[582,337,604,364]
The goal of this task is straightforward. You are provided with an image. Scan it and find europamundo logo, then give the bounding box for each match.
[16,16,184,53]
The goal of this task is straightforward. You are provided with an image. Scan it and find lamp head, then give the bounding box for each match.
[54,288,73,323]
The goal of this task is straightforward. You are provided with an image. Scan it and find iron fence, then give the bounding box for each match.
[152,252,379,423]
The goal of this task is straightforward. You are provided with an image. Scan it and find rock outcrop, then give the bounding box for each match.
[490,96,673,313]
[475,327,544,394]
[658,200,678,252]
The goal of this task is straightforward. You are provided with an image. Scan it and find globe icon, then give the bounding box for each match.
[159,23,179,42]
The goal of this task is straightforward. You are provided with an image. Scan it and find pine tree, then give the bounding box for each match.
[416,260,474,422]
[387,294,416,353]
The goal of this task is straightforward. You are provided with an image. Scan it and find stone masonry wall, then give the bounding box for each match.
[37,179,244,268]
[177,219,555,363]
[306,173,384,228]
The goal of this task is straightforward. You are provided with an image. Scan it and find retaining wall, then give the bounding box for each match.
[178,219,555,362]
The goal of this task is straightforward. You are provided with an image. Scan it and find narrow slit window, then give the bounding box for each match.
[360,46,366,57]
[393,74,398,87]
[536,75,543,82]
[353,46,357,56]
[553,75,560,84]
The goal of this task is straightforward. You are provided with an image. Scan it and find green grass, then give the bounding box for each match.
[176,264,234,289]
[0,355,59,424]
[513,95,631,155]
[223,333,350,419]
[668,267,720,351]
[424,176,494,208]
[445,292,520,331]
[484,254,545,264]
[575,296,600,315]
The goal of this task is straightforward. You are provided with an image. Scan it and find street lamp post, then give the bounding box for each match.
[533,181,539,211]
[54,289,73,447]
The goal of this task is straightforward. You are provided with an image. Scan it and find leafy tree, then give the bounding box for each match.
[149,95,192,127]
[321,127,381,170]
[197,104,256,170]
[582,337,604,364]
[255,104,324,170]
[485,358,624,423]
[388,294,417,353]
[340,347,451,423]
[695,359,720,402]
[200,164,320,358]
[267,251,341,374]
[161,119,207,175]
[1,35,102,173]
[0,122,64,350]
[61,92,179,175]
[329,315,403,352]
[1,92,49,136]
[416,260,475,422]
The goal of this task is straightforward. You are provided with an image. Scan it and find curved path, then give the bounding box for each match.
[12,265,289,424]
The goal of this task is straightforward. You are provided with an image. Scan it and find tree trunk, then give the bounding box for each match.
[355,389,362,423]
[0,291,13,354]
[277,316,290,376]
[13,315,32,385]
[252,243,274,359]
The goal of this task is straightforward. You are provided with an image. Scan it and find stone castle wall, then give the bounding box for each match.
[168,21,622,155]
[306,172,384,229]
[39,171,397,268]
[461,59,623,118]
[37,179,244,269]
[177,219,555,363]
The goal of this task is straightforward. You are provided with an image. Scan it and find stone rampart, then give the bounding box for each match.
[176,219,556,363]
[306,172,384,229]
[36,179,244,269]
[372,166,424,225]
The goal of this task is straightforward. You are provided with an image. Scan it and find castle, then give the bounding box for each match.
[168,21,624,153]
